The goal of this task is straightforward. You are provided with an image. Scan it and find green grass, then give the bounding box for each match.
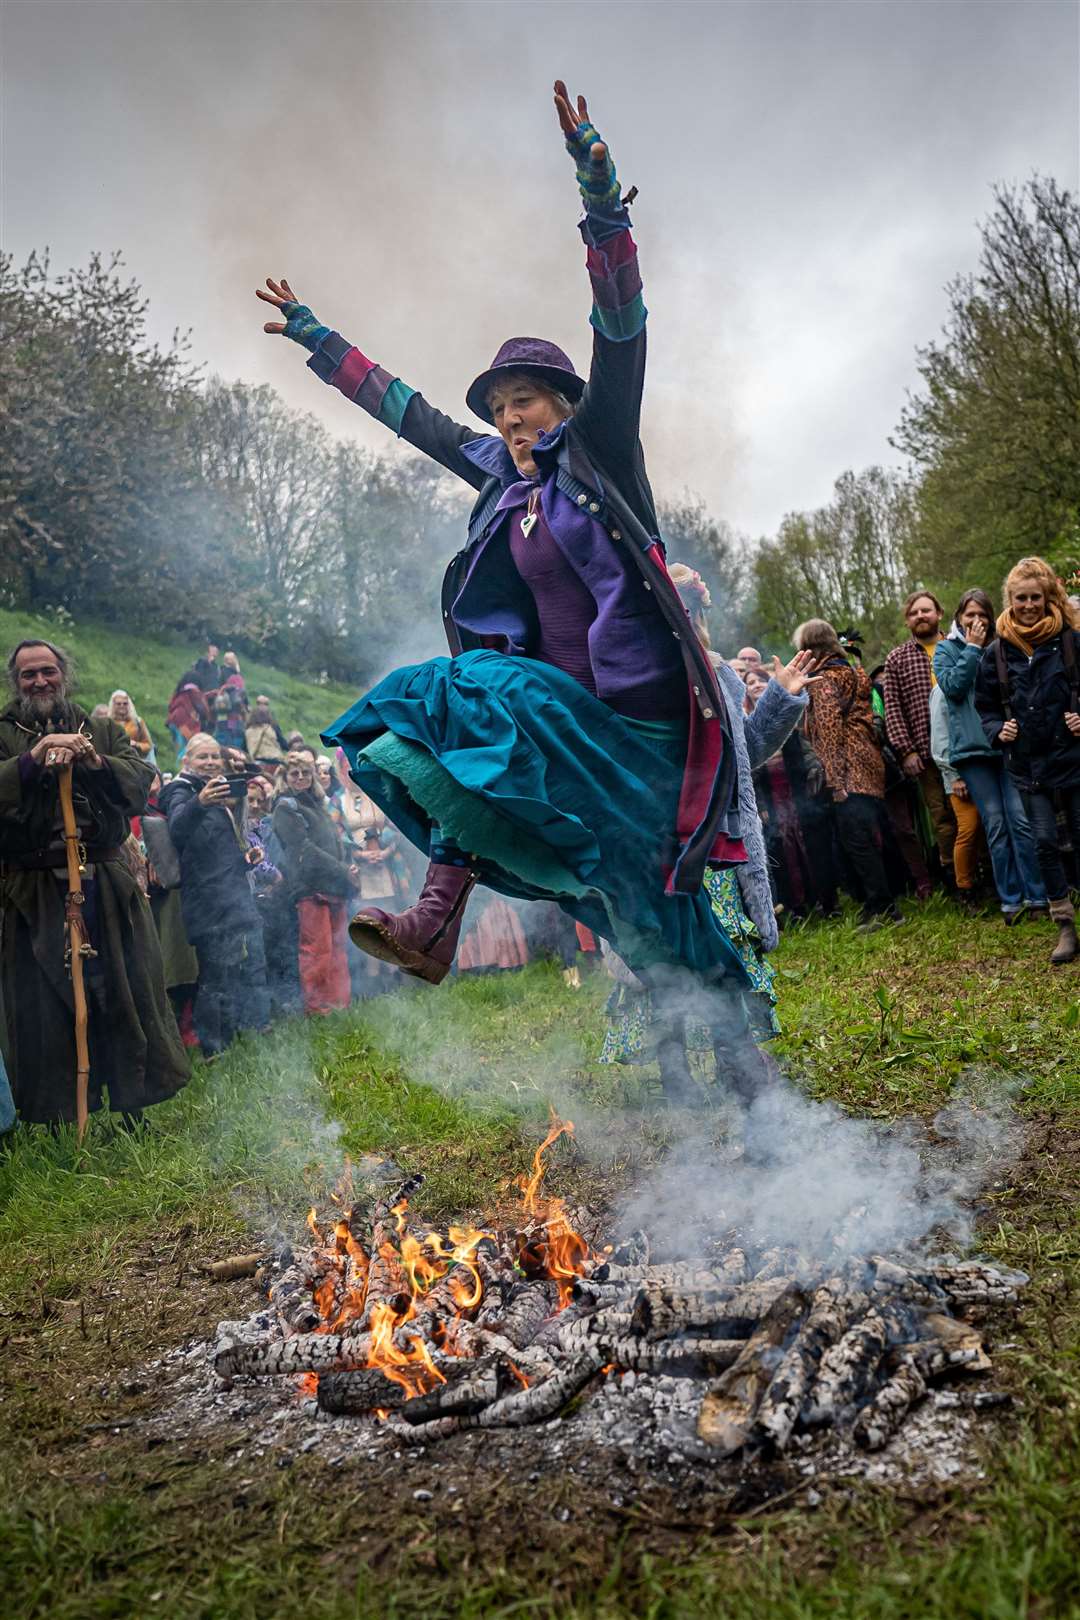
[0,915,1077,1618]
[0,606,359,771]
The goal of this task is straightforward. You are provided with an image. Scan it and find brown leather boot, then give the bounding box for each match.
[1049,899,1079,966]
[349,862,477,985]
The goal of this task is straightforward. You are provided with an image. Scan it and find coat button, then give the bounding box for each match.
[588,501,600,513]
[611,529,621,540]
[577,493,587,505]
[643,581,652,591]
[693,685,700,695]
[703,707,714,719]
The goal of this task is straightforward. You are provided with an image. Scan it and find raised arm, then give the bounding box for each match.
[256,278,489,491]
[553,83,647,467]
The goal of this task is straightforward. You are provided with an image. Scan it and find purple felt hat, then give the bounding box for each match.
[465,337,586,425]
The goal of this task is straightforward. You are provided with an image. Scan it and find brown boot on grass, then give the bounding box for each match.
[1049,898,1079,967]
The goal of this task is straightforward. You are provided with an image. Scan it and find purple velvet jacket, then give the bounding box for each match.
[303,204,742,892]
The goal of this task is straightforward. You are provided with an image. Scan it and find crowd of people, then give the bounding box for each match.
[702,559,1080,967]
[2,85,1079,1130]
[1,552,1078,1129]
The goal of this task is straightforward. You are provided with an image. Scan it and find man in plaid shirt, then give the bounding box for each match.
[884,590,957,884]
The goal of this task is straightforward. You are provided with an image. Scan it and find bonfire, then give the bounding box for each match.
[211,1111,1027,1457]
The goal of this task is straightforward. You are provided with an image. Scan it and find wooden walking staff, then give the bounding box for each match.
[58,765,93,1140]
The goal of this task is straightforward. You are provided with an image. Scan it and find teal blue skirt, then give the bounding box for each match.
[323,650,748,984]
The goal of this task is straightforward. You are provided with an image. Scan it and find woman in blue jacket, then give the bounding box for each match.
[934,589,1047,923]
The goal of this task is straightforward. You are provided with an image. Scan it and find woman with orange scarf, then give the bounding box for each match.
[975,557,1080,964]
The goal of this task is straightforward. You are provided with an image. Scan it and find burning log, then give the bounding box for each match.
[398,1354,523,1423]
[919,1261,1029,1306]
[493,1280,557,1347]
[696,1284,808,1454]
[203,1252,270,1282]
[317,1370,408,1415]
[269,1259,326,1335]
[557,1309,636,1352]
[213,1332,372,1379]
[468,1347,605,1428]
[853,1356,927,1450]
[754,1280,854,1451]
[803,1310,889,1426]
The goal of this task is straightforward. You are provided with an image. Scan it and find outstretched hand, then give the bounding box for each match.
[256,276,300,335]
[554,79,621,210]
[255,277,329,351]
[553,81,606,166]
[770,651,820,696]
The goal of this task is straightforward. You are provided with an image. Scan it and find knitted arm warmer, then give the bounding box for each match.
[279,301,331,354]
[564,119,622,214]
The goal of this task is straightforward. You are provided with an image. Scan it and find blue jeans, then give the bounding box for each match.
[961,759,1047,909]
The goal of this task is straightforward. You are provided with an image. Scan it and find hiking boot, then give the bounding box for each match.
[1025,907,1050,923]
[1003,906,1026,927]
[1049,899,1079,966]
[349,861,477,985]
[956,889,982,914]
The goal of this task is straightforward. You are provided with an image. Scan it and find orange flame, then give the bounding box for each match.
[513,1111,591,1307]
[518,1110,575,1214]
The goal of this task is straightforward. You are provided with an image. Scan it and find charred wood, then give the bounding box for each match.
[214,1332,373,1379]
[853,1357,927,1450]
[803,1310,888,1426]
[754,1280,854,1451]
[631,1278,788,1339]
[467,1347,605,1428]
[696,1284,808,1454]
[317,1370,408,1415]
[398,1354,520,1423]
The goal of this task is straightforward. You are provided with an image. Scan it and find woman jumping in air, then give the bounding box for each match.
[256,82,813,1101]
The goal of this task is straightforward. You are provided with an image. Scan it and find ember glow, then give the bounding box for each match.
[273,1113,593,1408]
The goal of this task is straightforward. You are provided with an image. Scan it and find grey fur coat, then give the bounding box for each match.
[712,660,808,952]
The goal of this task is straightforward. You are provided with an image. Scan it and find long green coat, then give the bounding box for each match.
[0,704,190,1124]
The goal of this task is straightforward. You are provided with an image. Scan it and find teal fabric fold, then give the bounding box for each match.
[323,650,749,983]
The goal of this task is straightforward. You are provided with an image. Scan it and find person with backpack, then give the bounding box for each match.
[933,589,1047,924]
[975,557,1080,965]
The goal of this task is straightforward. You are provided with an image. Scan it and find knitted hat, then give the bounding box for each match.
[465,337,586,425]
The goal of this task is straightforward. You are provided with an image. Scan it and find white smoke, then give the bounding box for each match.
[616,1069,1026,1266]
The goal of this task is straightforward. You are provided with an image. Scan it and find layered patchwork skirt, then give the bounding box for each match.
[323,649,750,985]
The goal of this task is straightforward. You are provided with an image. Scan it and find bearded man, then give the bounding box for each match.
[0,640,189,1125]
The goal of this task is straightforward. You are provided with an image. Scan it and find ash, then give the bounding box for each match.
[134,1102,1029,1507]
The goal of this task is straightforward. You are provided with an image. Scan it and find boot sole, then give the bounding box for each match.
[348,916,451,986]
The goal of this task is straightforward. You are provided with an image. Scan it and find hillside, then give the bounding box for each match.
[0,609,361,771]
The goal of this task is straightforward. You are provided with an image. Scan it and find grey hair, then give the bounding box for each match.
[486,371,576,420]
[792,618,843,657]
[6,638,76,697]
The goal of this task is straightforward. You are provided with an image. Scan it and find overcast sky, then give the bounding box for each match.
[3,0,1077,536]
